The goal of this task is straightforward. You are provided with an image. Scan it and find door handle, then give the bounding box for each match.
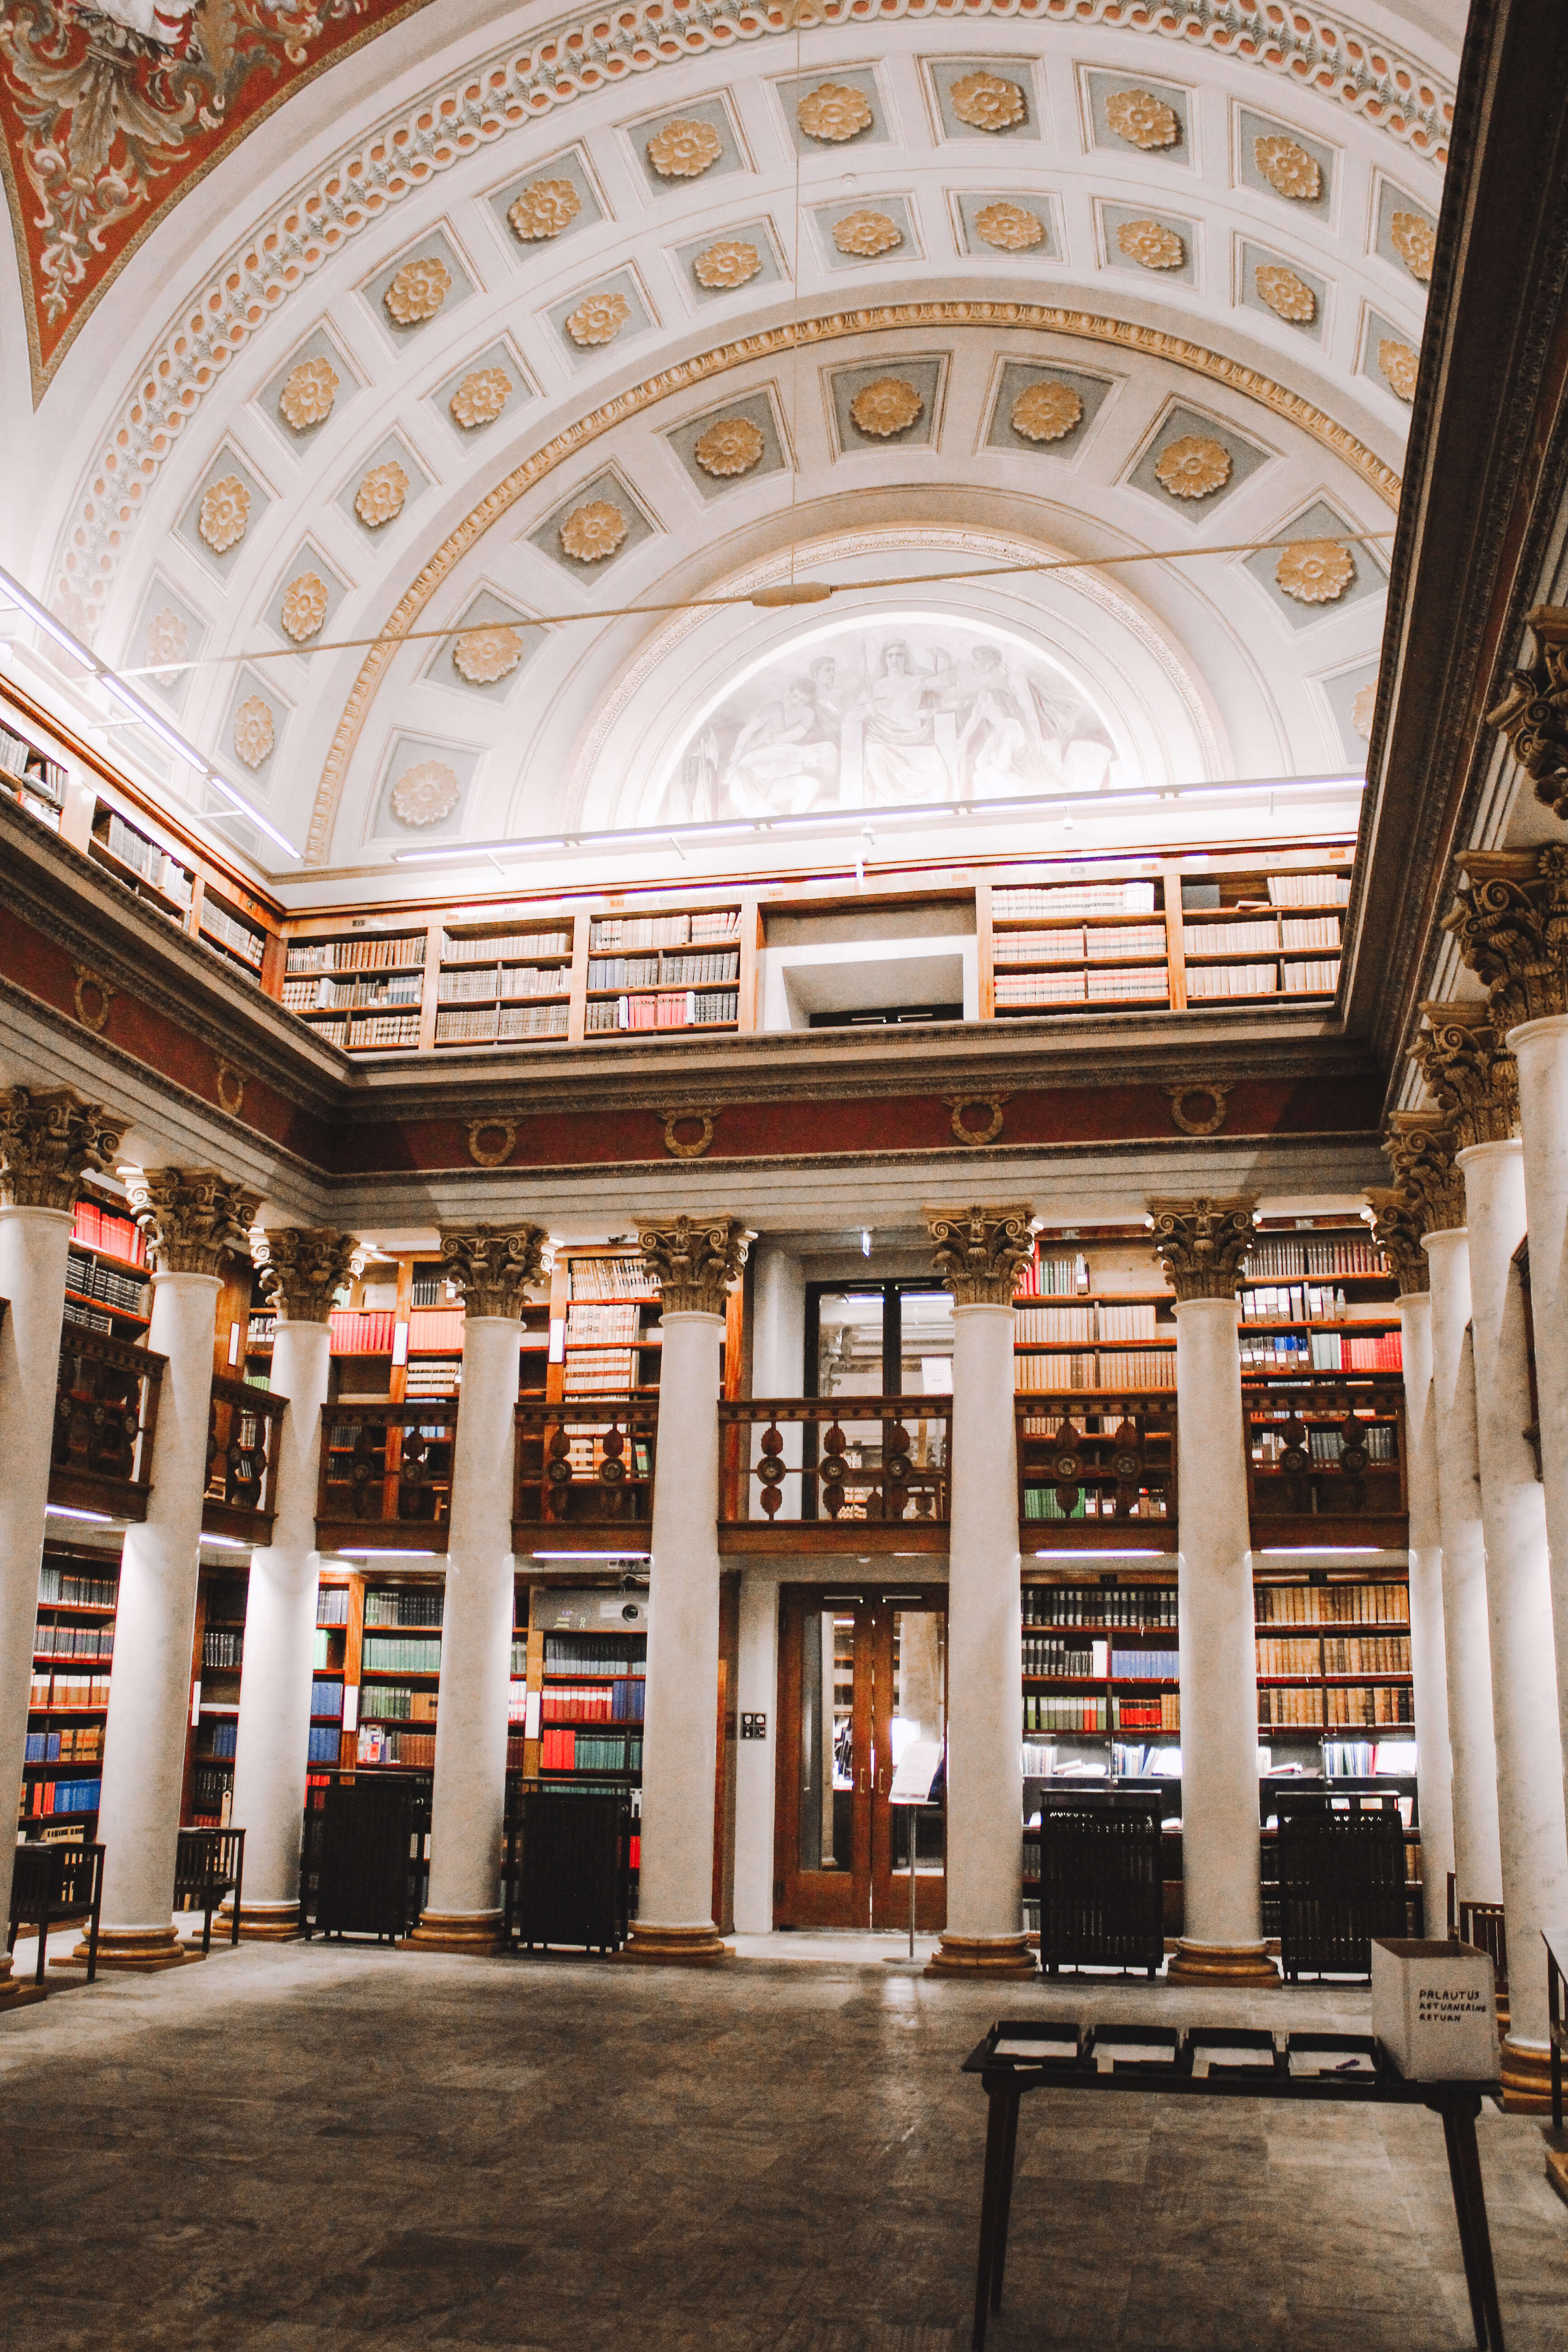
[878,1767,887,1795]
[860,1768,869,1793]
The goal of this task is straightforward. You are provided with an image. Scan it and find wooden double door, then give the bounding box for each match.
[774,1586,947,1931]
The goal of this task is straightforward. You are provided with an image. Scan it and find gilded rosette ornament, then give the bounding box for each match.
[123,1170,260,1277]
[1254,134,1321,200]
[694,240,761,289]
[278,356,338,431]
[1382,1109,1466,1237]
[1363,1191,1429,1295]
[280,573,329,644]
[566,290,630,347]
[1352,680,1378,742]
[1010,380,1082,442]
[450,368,511,429]
[1276,540,1355,604]
[849,377,923,437]
[1391,211,1435,283]
[439,1224,548,1319]
[1255,264,1316,322]
[1117,217,1185,270]
[925,1205,1035,1304]
[1408,1004,1519,1151]
[798,83,872,142]
[560,501,629,562]
[647,118,723,178]
[390,760,460,827]
[1154,435,1231,500]
[355,461,408,528]
[254,1228,360,1326]
[1378,339,1419,401]
[637,1214,751,1313]
[385,255,451,323]
[974,201,1043,251]
[833,211,902,259]
[694,416,766,478]
[1442,847,1568,1030]
[198,475,250,554]
[453,624,525,685]
[232,695,274,769]
[1484,607,1568,818]
[0,1087,125,1212]
[1147,1198,1256,1302]
[950,70,1024,132]
[509,179,581,241]
[1105,88,1178,150]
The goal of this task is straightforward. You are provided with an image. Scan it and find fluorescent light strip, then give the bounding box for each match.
[531,1549,651,1560]
[200,1533,254,1548]
[336,1547,440,1559]
[1035,1548,1164,1560]
[46,1504,114,1524]
[0,563,300,860]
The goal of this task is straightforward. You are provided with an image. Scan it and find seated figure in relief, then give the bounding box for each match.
[721,678,840,817]
[853,640,952,804]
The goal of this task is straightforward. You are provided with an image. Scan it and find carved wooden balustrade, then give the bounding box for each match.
[513,1398,658,1552]
[50,1327,165,1522]
[1244,1380,1407,1544]
[1015,1396,1177,1553]
[202,1374,288,1543]
[315,1402,457,1553]
[718,1398,951,1552]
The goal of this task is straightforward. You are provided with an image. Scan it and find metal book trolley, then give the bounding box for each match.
[299,1771,431,1942]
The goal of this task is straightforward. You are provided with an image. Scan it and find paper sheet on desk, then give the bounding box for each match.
[1191,2048,1275,2077]
[995,2037,1078,2061]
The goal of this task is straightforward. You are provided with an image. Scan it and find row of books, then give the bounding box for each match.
[363,1573,446,1620]
[566,1303,642,1343]
[1240,1285,1351,1323]
[995,966,1168,1006]
[569,1255,652,1302]
[285,973,423,1010]
[588,910,739,951]
[587,952,740,990]
[443,928,571,963]
[1109,1649,1180,1682]
[285,935,427,974]
[1113,1700,1181,1734]
[362,1635,442,1673]
[1014,1302,1158,1343]
[38,1566,118,1607]
[65,1249,145,1312]
[540,1728,642,1771]
[308,1726,343,1763]
[22,1776,101,1816]
[1185,964,1286,997]
[29,1672,111,1708]
[1108,1733,1181,1771]
[202,1629,243,1670]
[62,1298,113,1335]
[69,1199,145,1266]
[434,1003,569,1042]
[23,1726,103,1761]
[328,1310,397,1354]
[34,1621,114,1660]
[203,1720,238,1759]
[346,1013,421,1048]
[1324,1740,1416,1777]
[1024,1637,1100,1676]
[1328,1685,1414,1726]
[406,1358,461,1397]
[311,1632,335,1670]
[1016,1351,1174,1391]
[584,990,738,1029]
[1183,916,1341,956]
[0,724,66,798]
[994,881,1156,918]
[1311,1332,1402,1371]
[361,1686,438,1721]
[1025,1587,1177,1628]
[309,1679,343,1718]
[1265,871,1351,906]
[1018,1252,1087,1299]
[201,899,265,968]
[437,964,567,1002]
[994,923,1165,965]
[103,812,191,902]
[564,1348,638,1396]
[1256,1583,1407,1626]
[1264,1635,1411,1675]
[1246,1238,1383,1279]
[1025,1696,1108,1732]
[543,1636,647,1672]
[317,1587,350,1626]
[356,1725,435,1765]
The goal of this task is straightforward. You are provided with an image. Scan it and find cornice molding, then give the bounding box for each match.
[51,0,1440,638]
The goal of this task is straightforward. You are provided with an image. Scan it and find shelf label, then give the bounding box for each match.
[343,1684,359,1732]
[524,1688,541,1738]
[392,1322,409,1367]
[190,1680,201,1726]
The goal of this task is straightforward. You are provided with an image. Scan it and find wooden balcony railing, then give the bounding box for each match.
[513,1398,657,1551]
[50,1327,165,1522]
[718,1398,950,1551]
[202,1375,288,1543]
[1245,1382,1407,1544]
[1016,1396,1177,1552]
[315,1402,457,1553]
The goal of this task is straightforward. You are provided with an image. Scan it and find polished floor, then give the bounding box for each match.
[1,1937,1564,2352]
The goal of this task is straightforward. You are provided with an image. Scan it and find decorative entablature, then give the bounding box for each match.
[1407,1003,1519,1152]
[1443,846,1568,1031]
[1147,1196,1255,1302]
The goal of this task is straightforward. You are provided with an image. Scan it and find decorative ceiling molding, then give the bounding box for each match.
[49,0,1449,628]
[305,301,1402,863]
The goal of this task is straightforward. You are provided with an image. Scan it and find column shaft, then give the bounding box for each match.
[1396,1292,1455,1918]
[1425,1231,1504,1904]
[1511,1015,1568,1828]
[228,1317,331,1931]
[415,1315,521,1951]
[1460,1140,1568,2099]
[730,1575,779,1935]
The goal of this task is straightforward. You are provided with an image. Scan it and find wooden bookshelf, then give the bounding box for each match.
[584,901,744,1038]
[22,1549,117,1834]
[63,1188,150,1342]
[434,916,575,1049]
[1178,864,1348,1006]
[990,877,1171,1015]
[1254,1574,1415,1743]
[279,924,429,1051]
[1238,1220,1402,1378]
[354,1580,443,1769]
[185,1570,246,1827]
[1014,1236,1176,1397]
[0,712,67,828]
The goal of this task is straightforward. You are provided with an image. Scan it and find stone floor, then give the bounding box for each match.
[1,1939,1564,2352]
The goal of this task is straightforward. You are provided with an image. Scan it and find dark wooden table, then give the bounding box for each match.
[962,2020,1505,2352]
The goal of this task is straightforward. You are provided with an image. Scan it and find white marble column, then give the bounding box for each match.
[0,1089,124,2004]
[90,1171,257,1967]
[1395,1288,1455,1916]
[227,1230,357,1935]
[731,1573,779,1936]
[923,1205,1034,1977]
[623,1215,749,1963]
[413,1225,543,1954]
[1511,1013,1568,1831]
[1153,1199,1276,1987]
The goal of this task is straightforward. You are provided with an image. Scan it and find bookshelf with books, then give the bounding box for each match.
[280,925,432,1053]
[988,877,1171,1016]
[88,803,193,927]
[513,1588,647,1795]
[434,917,575,1048]
[1254,1574,1416,1752]
[583,902,745,1038]
[354,1582,444,1769]
[553,1248,664,1401]
[63,1188,150,1341]
[21,1551,118,1833]
[1176,863,1350,1004]
[185,1571,248,1827]
[198,888,267,981]
[0,715,67,828]
[1238,1220,1401,1379]
[311,1578,354,1769]
[1013,1236,1176,1397]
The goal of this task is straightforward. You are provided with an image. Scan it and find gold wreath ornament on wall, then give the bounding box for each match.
[467,1117,518,1168]
[658,1107,717,1159]
[946,1094,1011,1146]
[1166,1082,1230,1136]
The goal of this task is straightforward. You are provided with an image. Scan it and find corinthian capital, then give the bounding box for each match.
[637,1214,750,1314]
[1485,607,1568,822]
[439,1224,548,1319]
[1364,1191,1428,1295]
[123,1168,260,1276]
[1382,1109,1466,1237]
[1442,845,1568,1032]
[1148,1197,1255,1302]
[255,1227,360,1325]
[925,1204,1035,1305]
[0,1087,125,1212]
[1408,1004,1519,1150]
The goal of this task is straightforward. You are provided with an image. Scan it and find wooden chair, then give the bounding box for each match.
[1447,1872,1509,2029]
[173,1826,245,1955]
[7,1840,105,1984]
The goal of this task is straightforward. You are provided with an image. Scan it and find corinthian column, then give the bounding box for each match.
[1152,1198,1277,1987]
[0,1088,124,2006]
[228,1227,359,1936]
[413,1224,546,1954]
[90,1171,258,1967]
[621,1214,750,1964]
[1412,1007,1568,2106]
[1366,1181,1455,1921]
[921,1206,1036,1976]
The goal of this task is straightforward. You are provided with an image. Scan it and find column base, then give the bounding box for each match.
[925,1932,1037,1980]
[1499,2034,1556,2112]
[1167,1939,1280,1988]
[219,1900,302,1942]
[403,1910,506,1956]
[614,1922,733,1966]
[55,1926,188,1973]
[0,1960,47,2011]
[1546,2148,1568,2210]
